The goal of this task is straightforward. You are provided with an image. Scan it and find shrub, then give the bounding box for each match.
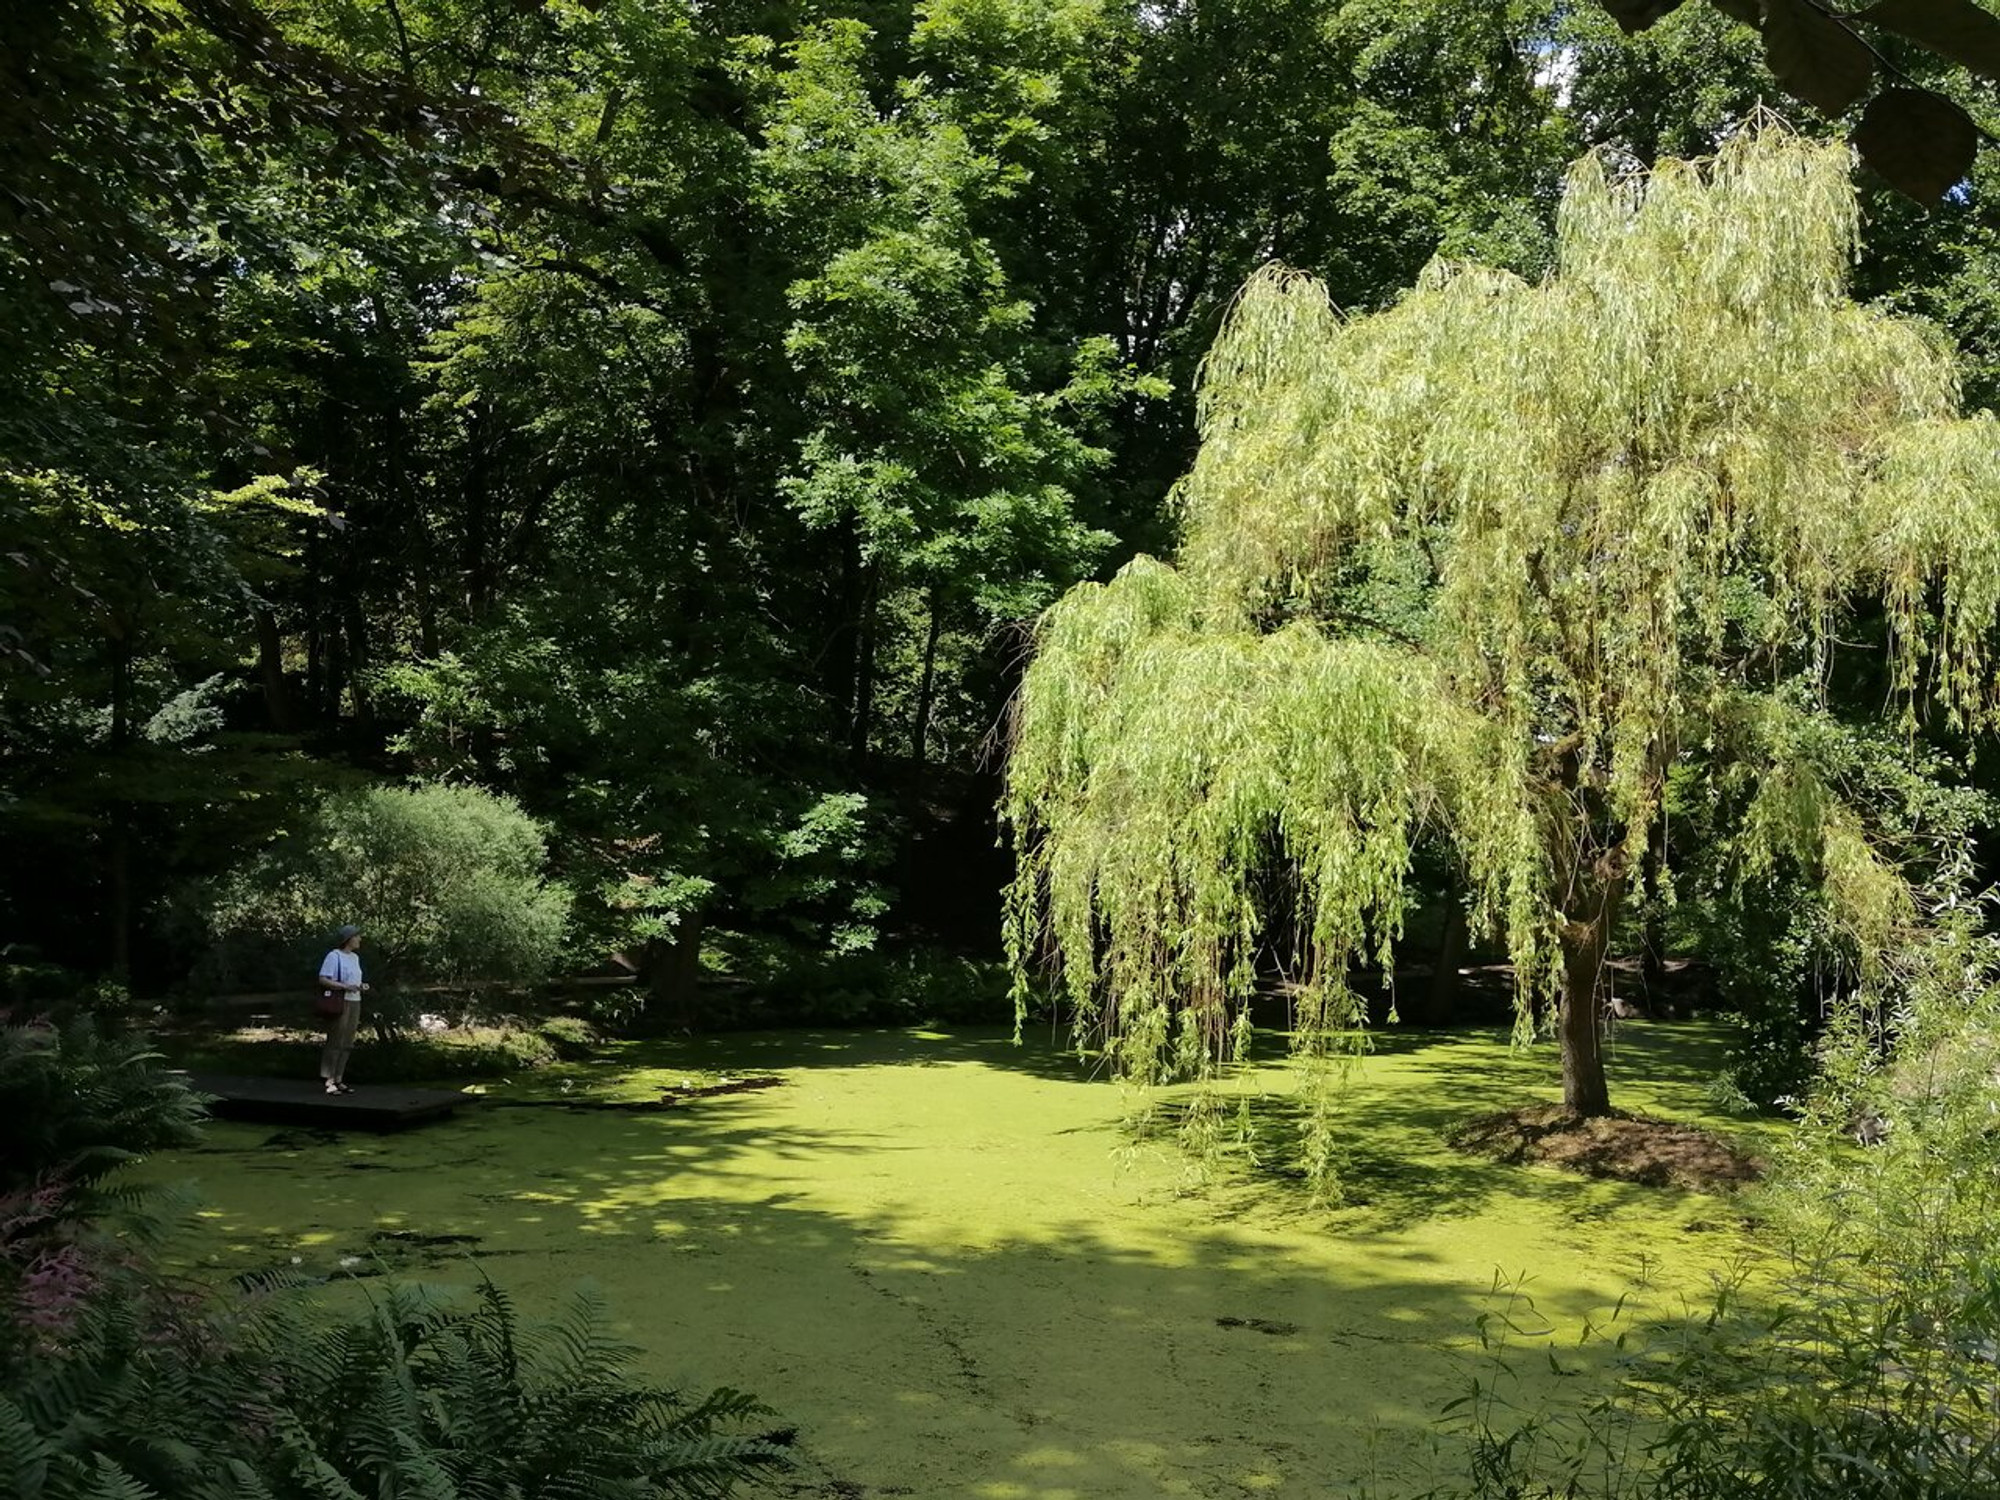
[538,1014,600,1059]
[198,782,571,993]
[760,946,1014,1027]
[0,945,89,1014]
[0,1017,205,1203]
[582,983,648,1035]
[340,1024,559,1080]
[1706,892,1825,1109]
[1680,709,1991,1111]
[1397,919,2000,1500]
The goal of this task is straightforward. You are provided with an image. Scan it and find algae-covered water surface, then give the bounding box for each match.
[146,1024,1773,1498]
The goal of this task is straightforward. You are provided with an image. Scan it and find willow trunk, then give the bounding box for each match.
[1557,896,1618,1117]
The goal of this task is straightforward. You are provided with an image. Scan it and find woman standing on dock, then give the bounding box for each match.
[318,925,369,1095]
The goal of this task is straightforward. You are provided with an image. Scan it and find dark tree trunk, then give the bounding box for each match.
[849,563,879,768]
[1640,819,1667,993]
[647,908,706,1033]
[417,583,440,660]
[828,516,861,717]
[305,616,324,720]
[322,592,350,732]
[911,586,944,767]
[105,640,133,981]
[1430,898,1468,1020]
[323,614,347,724]
[253,605,296,732]
[1548,737,1638,1117]
[105,824,132,983]
[344,596,375,739]
[463,404,492,620]
[1558,887,1622,1118]
[372,309,440,663]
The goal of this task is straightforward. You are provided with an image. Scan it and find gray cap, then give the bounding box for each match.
[336,925,361,942]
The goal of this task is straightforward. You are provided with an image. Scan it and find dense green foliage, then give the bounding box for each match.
[6,0,1999,1031]
[196,782,570,992]
[16,10,2000,1482]
[1677,714,1994,1107]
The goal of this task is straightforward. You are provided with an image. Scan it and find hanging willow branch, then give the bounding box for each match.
[1004,128,2000,1184]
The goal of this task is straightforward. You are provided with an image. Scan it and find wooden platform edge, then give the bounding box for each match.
[177,1073,471,1133]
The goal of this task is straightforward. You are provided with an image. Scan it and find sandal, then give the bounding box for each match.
[324,1083,341,1096]
[336,1083,355,1094]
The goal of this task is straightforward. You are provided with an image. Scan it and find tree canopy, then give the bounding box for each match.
[1005,128,2000,1181]
[9,0,2000,1057]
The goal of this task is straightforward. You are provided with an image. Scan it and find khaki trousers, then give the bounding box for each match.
[320,998,361,1083]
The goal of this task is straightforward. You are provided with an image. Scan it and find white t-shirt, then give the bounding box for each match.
[320,949,362,996]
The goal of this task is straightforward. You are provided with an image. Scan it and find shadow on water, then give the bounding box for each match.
[179,1140,1636,1496]
[540,1020,1757,1239]
[637,1012,1736,1090]
[156,1021,1761,1499]
[1144,1027,1746,1233]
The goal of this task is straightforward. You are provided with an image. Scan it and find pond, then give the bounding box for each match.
[146,1022,1776,1498]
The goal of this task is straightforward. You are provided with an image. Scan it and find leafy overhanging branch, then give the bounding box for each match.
[1006,129,2000,1185]
[1598,0,2000,202]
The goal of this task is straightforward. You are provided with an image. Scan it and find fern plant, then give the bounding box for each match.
[0,1017,207,1202]
[1,1272,236,1500]
[243,1279,791,1500]
[2,1274,790,1500]
[2,1019,209,1383]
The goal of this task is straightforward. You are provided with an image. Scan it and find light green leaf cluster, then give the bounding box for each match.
[1180,134,1998,803]
[202,783,571,990]
[1005,558,1551,1075]
[1709,688,1921,965]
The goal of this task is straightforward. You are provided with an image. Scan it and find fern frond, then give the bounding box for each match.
[78,1453,161,1500]
[0,1393,56,1498]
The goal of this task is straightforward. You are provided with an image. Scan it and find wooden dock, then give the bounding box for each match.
[182,1074,468,1131]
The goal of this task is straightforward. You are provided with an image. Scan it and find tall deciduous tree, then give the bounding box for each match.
[765,21,1121,771]
[1005,130,2000,1177]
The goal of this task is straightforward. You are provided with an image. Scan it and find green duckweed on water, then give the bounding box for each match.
[143,1022,1779,1498]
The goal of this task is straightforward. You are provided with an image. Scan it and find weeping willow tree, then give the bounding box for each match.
[1004,128,2000,1173]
